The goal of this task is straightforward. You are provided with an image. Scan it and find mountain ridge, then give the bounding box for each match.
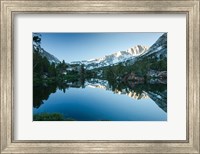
[139,33,167,59]
[33,43,60,64]
[71,45,149,70]
[70,33,167,70]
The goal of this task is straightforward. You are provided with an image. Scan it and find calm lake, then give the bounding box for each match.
[33,79,167,121]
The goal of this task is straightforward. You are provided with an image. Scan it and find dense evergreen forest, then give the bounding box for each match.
[33,35,95,87]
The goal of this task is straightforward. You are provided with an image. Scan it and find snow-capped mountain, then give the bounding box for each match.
[124,33,167,66]
[33,43,60,64]
[139,33,167,59]
[71,45,149,70]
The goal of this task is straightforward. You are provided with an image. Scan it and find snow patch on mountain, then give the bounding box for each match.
[71,45,149,70]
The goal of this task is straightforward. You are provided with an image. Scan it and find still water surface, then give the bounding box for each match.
[33,79,167,121]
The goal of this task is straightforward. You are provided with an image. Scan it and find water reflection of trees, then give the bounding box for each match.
[33,79,167,112]
[108,79,167,112]
[126,81,167,112]
[33,82,69,108]
[33,84,56,108]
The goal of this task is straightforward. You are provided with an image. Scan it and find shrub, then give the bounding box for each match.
[33,113,65,121]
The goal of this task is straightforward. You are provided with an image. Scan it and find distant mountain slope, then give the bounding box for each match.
[125,33,167,67]
[33,33,60,64]
[139,33,167,60]
[33,44,60,63]
[71,33,167,70]
[71,45,149,69]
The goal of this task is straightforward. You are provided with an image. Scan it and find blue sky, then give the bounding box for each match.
[38,32,164,63]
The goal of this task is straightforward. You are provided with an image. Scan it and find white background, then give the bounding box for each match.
[14,14,186,140]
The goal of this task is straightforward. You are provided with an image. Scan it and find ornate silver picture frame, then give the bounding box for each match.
[1,0,199,153]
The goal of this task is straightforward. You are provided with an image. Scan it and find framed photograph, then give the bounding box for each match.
[0,0,199,153]
[32,32,167,122]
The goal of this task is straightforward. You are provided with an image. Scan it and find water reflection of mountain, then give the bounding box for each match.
[144,90,167,112]
[85,79,149,100]
[85,79,167,112]
[33,78,167,112]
